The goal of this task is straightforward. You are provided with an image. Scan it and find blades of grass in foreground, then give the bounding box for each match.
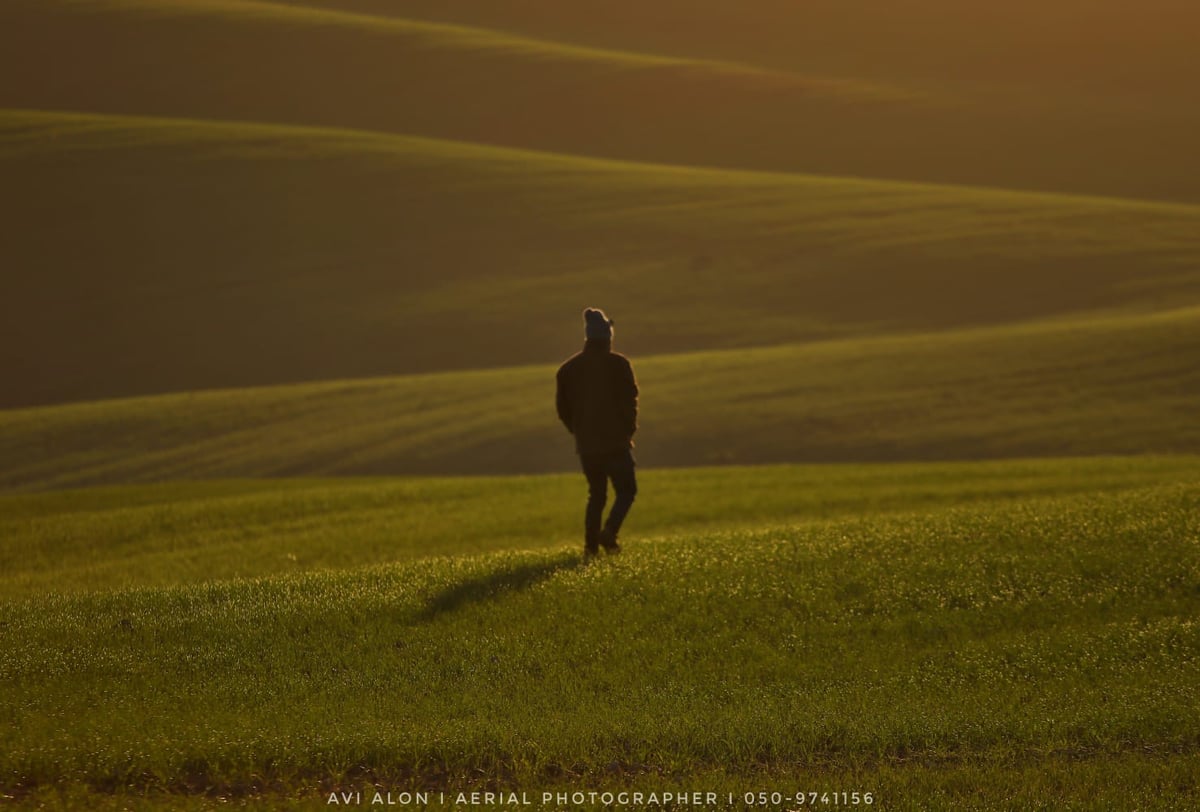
[2,484,1197,807]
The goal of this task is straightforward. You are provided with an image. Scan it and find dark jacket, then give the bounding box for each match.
[556,339,638,456]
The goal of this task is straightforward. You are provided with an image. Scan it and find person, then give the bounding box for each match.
[556,308,639,557]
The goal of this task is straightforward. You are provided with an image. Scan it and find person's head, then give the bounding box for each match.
[583,308,613,342]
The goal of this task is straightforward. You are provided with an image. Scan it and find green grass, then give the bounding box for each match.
[3,108,1199,407]
[2,305,1198,488]
[3,456,1196,598]
[4,3,1200,806]
[2,461,1198,808]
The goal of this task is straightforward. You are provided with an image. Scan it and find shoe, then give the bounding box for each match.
[584,529,600,558]
[598,528,621,554]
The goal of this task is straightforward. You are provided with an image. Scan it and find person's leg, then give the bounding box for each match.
[580,454,608,554]
[600,449,637,548]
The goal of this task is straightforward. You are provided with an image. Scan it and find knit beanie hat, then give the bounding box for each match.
[583,308,614,341]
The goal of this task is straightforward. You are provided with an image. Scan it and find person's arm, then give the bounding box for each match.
[620,360,639,438]
[556,367,573,433]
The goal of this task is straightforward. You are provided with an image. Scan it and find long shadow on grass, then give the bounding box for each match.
[414,554,584,622]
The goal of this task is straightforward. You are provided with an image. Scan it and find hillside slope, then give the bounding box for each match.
[3,0,1199,201]
[3,457,1196,597]
[2,306,1198,489]
[280,0,1200,101]
[3,109,1199,408]
[2,480,1198,806]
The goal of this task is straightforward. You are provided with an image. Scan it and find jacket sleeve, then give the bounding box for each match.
[620,360,639,438]
[555,367,573,433]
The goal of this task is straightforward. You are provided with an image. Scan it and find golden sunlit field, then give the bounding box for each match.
[1,1,1198,809]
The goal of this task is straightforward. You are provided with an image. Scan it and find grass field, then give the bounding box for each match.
[3,0,1199,409]
[4,1,1199,808]
[2,459,1198,809]
[3,456,1195,597]
[279,0,1199,98]
[2,305,1198,489]
[6,0,1200,203]
[3,108,1199,407]
[3,1,1199,410]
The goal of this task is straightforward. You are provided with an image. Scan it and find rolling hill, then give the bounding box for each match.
[2,470,1198,806]
[278,0,1200,101]
[3,108,1199,409]
[3,4,1200,807]
[2,456,1195,598]
[4,0,1199,421]
[2,304,1197,489]
[3,0,1199,202]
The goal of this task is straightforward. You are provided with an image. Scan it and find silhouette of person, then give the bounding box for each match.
[556,308,639,556]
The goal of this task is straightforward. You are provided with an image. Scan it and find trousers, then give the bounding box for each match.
[580,448,637,537]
